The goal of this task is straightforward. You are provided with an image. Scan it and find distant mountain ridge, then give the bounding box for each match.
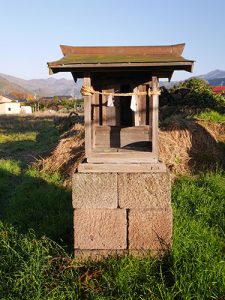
[0,75,33,96]
[1,69,225,99]
[208,78,225,86]
[198,69,225,81]
[0,73,82,97]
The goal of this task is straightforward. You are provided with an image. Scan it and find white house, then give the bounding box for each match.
[0,102,21,114]
[20,106,32,114]
[0,96,32,115]
[0,96,21,114]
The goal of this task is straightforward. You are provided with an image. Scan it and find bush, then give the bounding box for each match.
[170,78,225,108]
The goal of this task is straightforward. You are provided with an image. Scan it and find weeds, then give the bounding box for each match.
[194,109,225,123]
[0,114,225,299]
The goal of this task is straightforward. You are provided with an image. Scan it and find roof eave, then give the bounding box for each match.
[48,61,194,76]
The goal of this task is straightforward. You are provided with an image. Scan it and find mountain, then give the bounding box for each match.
[207,78,225,86]
[0,73,82,98]
[198,69,225,81]
[0,75,33,96]
[1,69,225,99]
[159,81,179,88]
[197,69,225,86]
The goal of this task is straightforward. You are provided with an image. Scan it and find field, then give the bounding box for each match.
[0,113,225,299]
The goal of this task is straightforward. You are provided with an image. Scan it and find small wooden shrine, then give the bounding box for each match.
[48,44,193,170]
[48,44,194,260]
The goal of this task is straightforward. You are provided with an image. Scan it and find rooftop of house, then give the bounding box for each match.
[211,86,225,93]
[0,95,13,103]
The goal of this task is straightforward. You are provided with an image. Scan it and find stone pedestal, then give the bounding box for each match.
[72,164,172,260]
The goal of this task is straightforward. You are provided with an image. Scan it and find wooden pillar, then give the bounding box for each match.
[84,74,92,157]
[151,76,159,158]
[137,84,146,126]
[134,87,139,126]
[92,91,99,149]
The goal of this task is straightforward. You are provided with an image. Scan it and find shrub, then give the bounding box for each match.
[170,78,225,108]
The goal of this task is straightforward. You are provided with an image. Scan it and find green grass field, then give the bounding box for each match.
[0,115,225,299]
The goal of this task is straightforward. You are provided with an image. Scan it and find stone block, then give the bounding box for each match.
[75,249,126,261]
[74,209,127,250]
[118,172,171,209]
[128,209,172,250]
[72,173,117,208]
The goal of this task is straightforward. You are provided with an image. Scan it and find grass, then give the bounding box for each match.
[0,115,60,165]
[0,115,73,249]
[0,173,225,299]
[0,160,73,248]
[0,114,225,299]
[171,173,225,298]
[193,109,225,123]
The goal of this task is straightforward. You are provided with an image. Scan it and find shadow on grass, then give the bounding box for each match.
[0,114,64,165]
[0,166,73,253]
[0,114,84,168]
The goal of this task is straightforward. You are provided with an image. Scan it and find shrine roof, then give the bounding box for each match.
[48,44,194,78]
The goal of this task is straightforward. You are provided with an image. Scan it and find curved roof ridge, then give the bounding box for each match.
[60,43,185,56]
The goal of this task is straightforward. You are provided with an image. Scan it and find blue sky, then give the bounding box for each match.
[0,0,224,81]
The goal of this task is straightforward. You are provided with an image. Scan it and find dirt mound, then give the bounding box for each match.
[38,119,225,186]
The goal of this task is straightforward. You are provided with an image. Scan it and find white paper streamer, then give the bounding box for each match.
[107,94,114,107]
[130,94,137,111]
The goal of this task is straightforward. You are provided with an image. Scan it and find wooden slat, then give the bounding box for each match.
[84,74,92,157]
[107,89,116,126]
[92,92,99,148]
[101,88,117,126]
[78,162,166,173]
[151,76,159,158]
[51,61,193,69]
[146,83,150,125]
[87,152,157,164]
[102,89,107,125]
[114,84,121,126]
[134,87,139,126]
[94,126,151,149]
[89,152,155,158]
[92,148,118,153]
[138,84,146,125]
[93,93,99,126]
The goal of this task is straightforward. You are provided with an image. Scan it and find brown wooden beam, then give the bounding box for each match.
[83,74,92,157]
[151,76,159,159]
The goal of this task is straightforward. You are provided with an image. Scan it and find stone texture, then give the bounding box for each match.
[74,249,164,261]
[118,172,171,209]
[128,209,172,250]
[74,209,127,250]
[72,173,117,208]
[75,249,127,261]
[73,170,173,259]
